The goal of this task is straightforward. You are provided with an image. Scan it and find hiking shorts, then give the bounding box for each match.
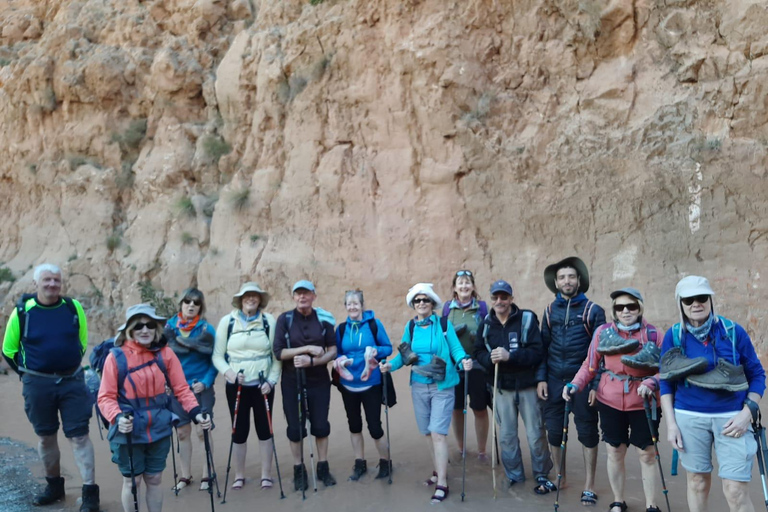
[170,386,215,429]
[281,376,331,442]
[542,378,599,448]
[453,368,491,411]
[110,436,171,477]
[412,382,455,436]
[675,410,756,481]
[22,372,92,438]
[597,401,661,449]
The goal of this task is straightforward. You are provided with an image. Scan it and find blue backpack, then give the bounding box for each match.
[671,315,738,364]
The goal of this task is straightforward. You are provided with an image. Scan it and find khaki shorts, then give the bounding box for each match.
[676,410,756,481]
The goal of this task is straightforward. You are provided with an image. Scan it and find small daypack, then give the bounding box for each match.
[90,337,116,376]
[481,310,534,352]
[671,315,738,363]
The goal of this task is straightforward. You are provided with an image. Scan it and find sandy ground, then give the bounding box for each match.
[1,368,766,512]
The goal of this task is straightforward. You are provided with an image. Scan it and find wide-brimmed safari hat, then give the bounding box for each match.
[232,282,270,309]
[115,304,166,346]
[543,256,590,295]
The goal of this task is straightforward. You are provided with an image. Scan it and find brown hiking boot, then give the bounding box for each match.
[658,347,708,381]
[685,359,749,391]
[598,328,640,355]
[397,342,419,366]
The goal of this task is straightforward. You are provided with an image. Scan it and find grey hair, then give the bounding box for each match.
[33,263,62,281]
[344,289,364,307]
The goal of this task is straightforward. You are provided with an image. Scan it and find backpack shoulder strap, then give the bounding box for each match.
[671,323,683,353]
[440,315,449,335]
[284,311,294,349]
[478,301,488,319]
[226,316,235,342]
[338,322,347,343]
[154,350,173,390]
[482,314,492,352]
[545,304,552,330]
[408,319,415,343]
[521,311,533,345]
[582,300,596,336]
[263,314,271,340]
[718,316,738,363]
[368,318,379,341]
[646,325,657,343]
[110,347,128,391]
[442,301,451,318]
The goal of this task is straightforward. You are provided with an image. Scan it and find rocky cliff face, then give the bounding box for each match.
[1,0,767,347]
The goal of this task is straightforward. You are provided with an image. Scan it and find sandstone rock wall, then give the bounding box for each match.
[1,0,767,348]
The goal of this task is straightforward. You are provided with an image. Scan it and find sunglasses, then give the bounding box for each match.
[182,299,202,306]
[456,270,473,277]
[412,298,433,305]
[134,321,157,331]
[613,303,640,313]
[681,295,710,306]
[491,294,511,302]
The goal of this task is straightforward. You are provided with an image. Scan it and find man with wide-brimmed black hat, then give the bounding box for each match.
[536,257,606,505]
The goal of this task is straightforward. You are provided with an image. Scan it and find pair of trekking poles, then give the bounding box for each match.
[222,370,285,503]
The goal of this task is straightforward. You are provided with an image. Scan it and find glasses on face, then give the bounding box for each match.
[182,299,202,306]
[613,303,640,313]
[412,298,432,305]
[491,295,511,302]
[134,321,157,331]
[456,270,473,277]
[681,295,710,306]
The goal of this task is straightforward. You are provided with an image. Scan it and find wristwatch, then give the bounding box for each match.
[744,398,760,422]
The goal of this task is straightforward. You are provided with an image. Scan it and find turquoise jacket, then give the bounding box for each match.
[389,314,468,391]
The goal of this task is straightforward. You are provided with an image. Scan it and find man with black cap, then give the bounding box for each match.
[537,257,606,505]
[474,280,554,492]
[273,280,338,491]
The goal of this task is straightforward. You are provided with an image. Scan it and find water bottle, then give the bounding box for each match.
[83,365,100,405]
[508,332,519,352]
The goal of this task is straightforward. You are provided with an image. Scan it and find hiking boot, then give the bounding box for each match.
[453,323,468,337]
[621,342,661,370]
[598,328,639,355]
[34,476,65,506]
[658,346,708,381]
[398,342,419,366]
[317,461,337,487]
[685,359,749,391]
[293,464,308,491]
[374,458,391,480]
[412,355,447,382]
[80,484,100,512]
[348,459,367,481]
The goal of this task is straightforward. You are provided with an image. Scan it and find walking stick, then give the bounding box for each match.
[221,370,244,504]
[461,368,469,502]
[383,373,392,484]
[491,363,499,500]
[753,411,768,512]
[297,370,306,501]
[300,369,318,493]
[643,397,671,512]
[259,372,285,499]
[202,411,216,512]
[193,381,221,499]
[554,401,571,512]
[125,413,139,512]
[170,426,179,495]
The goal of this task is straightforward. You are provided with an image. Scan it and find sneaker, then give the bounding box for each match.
[398,342,419,366]
[598,328,640,355]
[659,347,708,381]
[412,355,447,382]
[293,464,308,491]
[686,359,749,391]
[374,458,391,479]
[80,484,100,512]
[348,459,367,481]
[317,461,336,487]
[360,347,378,382]
[621,342,661,370]
[34,477,65,506]
[334,356,354,381]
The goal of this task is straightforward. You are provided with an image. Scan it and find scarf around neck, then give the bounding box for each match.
[686,314,714,342]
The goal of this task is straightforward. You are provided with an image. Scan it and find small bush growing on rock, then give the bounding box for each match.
[117,162,135,189]
[0,58,11,67]
[175,196,196,218]
[138,280,177,318]
[202,135,232,163]
[181,232,196,245]
[0,267,16,283]
[250,234,260,243]
[67,154,100,170]
[202,194,218,219]
[112,119,148,152]
[106,233,121,251]
[310,0,325,5]
[229,188,250,212]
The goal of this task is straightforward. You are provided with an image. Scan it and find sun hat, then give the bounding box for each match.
[406,283,442,309]
[543,256,590,294]
[610,287,643,302]
[674,275,717,336]
[115,304,166,346]
[232,282,270,309]
[292,280,316,293]
[489,280,513,296]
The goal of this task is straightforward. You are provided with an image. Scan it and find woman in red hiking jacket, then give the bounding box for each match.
[98,304,211,512]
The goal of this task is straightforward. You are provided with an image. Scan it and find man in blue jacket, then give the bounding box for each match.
[537,257,606,506]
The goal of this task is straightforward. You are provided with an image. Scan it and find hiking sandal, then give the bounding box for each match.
[533,477,557,495]
[580,490,598,506]
[431,485,449,503]
[609,502,627,512]
[173,478,192,492]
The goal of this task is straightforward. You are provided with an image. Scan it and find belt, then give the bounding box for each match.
[20,366,83,383]
[228,354,272,364]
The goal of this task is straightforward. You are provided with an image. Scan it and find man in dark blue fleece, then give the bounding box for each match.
[536,256,606,506]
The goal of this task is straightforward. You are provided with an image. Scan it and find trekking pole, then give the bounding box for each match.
[221,370,244,504]
[193,381,221,499]
[643,397,671,512]
[297,370,306,501]
[259,371,285,499]
[125,412,139,512]
[300,369,318,493]
[753,411,768,512]
[94,404,104,441]
[383,373,392,485]
[461,368,469,502]
[201,411,216,512]
[170,426,179,495]
[491,363,499,500]
[554,401,571,512]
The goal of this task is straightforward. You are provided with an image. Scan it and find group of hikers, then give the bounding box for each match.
[1,258,766,512]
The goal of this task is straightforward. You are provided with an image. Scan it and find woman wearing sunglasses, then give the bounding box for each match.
[98,304,211,512]
[380,283,472,504]
[212,282,280,490]
[659,276,765,512]
[564,288,663,512]
[164,288,218,491]
[441,270,490,460]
